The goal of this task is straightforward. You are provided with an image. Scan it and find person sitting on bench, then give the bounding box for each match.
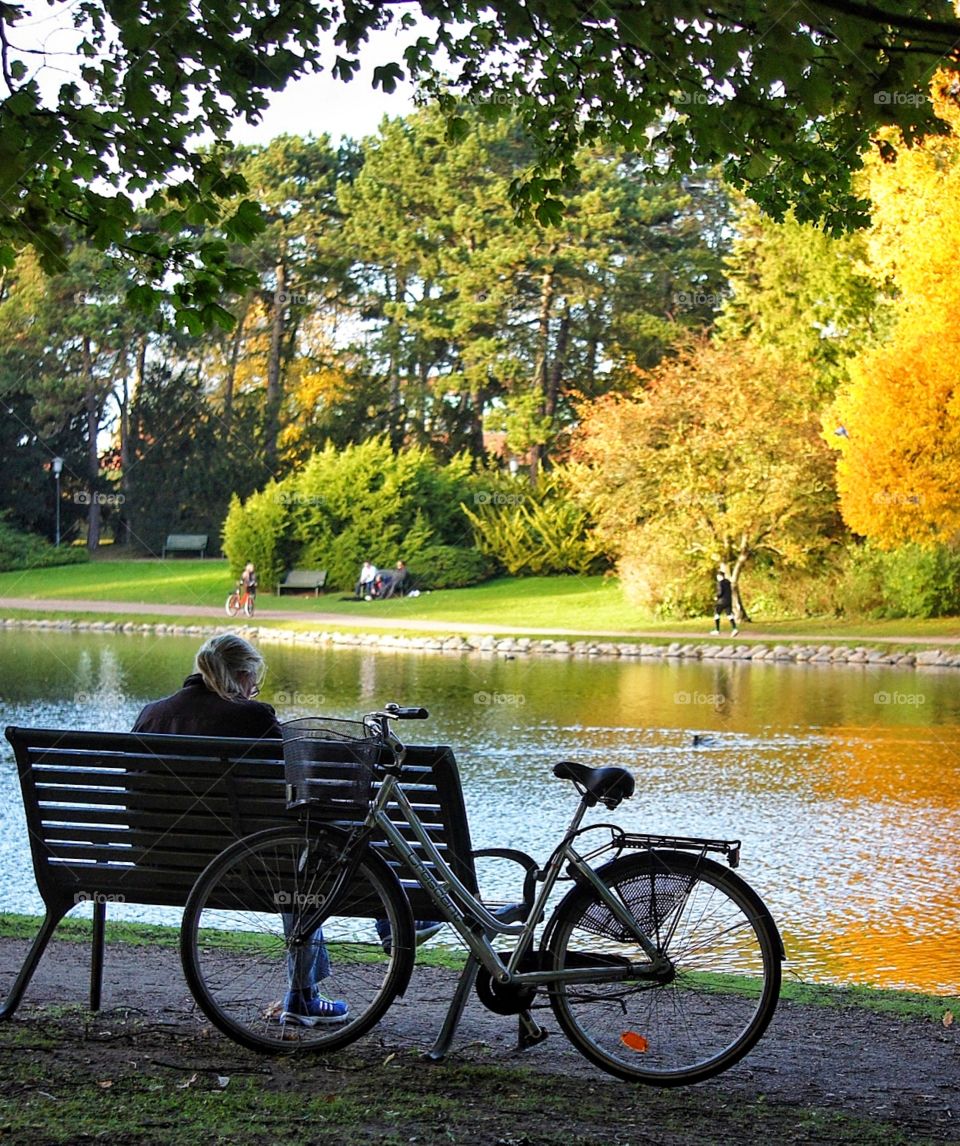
[355,559,377,599]
[131,634,350,1027]
[374,560,407,599]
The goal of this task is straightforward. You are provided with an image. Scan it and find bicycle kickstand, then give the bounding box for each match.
[517,1008,548,1050]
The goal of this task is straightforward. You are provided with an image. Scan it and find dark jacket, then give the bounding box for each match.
[131,673,281,739]
[714,576,733,611]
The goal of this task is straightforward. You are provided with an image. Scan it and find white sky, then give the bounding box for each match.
[228,62,419,148]
[14,2,421,149]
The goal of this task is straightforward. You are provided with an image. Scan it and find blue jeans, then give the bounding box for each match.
[282,913,330,993]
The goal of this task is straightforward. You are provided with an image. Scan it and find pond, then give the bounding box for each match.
[1,627,958,996]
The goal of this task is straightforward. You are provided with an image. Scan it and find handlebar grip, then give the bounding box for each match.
[384,703,430,720]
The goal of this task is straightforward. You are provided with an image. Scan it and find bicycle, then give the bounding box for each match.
[180,705,783,1086]
[224,581,255,618]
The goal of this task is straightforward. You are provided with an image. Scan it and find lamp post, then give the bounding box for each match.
[51,457,63,547]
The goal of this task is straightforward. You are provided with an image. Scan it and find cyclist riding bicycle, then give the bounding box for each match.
[241,562,258,598]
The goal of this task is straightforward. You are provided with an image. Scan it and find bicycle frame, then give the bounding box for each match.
[289,761,671,991]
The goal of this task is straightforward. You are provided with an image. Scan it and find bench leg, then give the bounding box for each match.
[422,955,481,1063]
[90,898,106,1011]
[0,907,69,1020]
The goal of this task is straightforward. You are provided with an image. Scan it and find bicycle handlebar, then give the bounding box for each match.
[382,703,430,720]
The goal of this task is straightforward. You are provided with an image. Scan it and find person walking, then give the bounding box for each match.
[710,570,739,636]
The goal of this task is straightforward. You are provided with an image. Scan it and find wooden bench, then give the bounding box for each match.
[1,726,484,1024]
[161,533,208,559]
[276,569,327,596]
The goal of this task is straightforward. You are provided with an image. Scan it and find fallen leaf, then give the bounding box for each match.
[383,1052,396,1065]
[176,1073,199,1090]
[620,1031,648,1053]
[943,1011,954,1027]
[215,1076,230,1089]
[96,1081,113,1089]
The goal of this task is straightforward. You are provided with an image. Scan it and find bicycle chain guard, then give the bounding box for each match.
[475,952,540,1015]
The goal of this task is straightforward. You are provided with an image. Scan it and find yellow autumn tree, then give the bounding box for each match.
[829,72,960,548]
[574,338,838,615]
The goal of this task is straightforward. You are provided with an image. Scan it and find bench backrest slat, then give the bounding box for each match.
[6,727,476,916]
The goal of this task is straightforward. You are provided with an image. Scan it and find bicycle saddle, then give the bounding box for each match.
[553,761,635,808]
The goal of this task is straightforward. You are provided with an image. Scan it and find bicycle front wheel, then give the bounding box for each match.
[243,594,255,617]
[225,593,241,617]
[181,826,415,1055]
[543,850,782,1085]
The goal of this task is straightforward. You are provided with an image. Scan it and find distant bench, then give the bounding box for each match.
[161,533,208,559]
[1,726,478,1021]
[276,569,327,596]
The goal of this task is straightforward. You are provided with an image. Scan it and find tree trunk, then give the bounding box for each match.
[264,262,286,472]
[117,335,146,547]
[82,338,101,552]
[528,258,556,480]
[729,536,752,623]
[223,299,249,433]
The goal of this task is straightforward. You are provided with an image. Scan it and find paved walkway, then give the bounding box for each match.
[1,595,958,645]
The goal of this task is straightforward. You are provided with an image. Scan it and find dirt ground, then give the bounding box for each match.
[1,935,958,1144]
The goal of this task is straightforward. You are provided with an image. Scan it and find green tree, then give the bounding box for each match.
[340,107,732,469]
[717,201,881,396]
[4,2,957,321]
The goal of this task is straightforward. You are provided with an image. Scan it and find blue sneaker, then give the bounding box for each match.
[279,990,349,1026]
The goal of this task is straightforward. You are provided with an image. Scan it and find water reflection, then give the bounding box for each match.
[1,628,958,995]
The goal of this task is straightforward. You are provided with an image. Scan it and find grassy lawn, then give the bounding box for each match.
[1,560,959,642]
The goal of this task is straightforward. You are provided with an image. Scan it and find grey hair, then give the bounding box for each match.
[194,633,265,702]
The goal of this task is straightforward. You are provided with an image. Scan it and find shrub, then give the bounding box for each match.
[616,526,709,619]
[223,440,489,593]
[0,518,88,572]
[406,544,495,590]
[221,486,290,591]
[462,472,608,577]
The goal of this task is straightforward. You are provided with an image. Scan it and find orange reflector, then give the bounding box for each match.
[620,1031,648,1053]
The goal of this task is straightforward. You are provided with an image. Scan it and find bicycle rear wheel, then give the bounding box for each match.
[225,593,241,617]
[181,826,415,1055]
[543,850,782,1085]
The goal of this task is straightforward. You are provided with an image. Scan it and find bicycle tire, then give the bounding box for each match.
[542,850,782,1085]
[243,594,255,617]
[180,825,415,1056]
[225,593,241,618]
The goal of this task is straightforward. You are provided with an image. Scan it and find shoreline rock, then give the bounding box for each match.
[1,615,958,670]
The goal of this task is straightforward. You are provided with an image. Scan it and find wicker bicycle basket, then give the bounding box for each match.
[281,716,385,816]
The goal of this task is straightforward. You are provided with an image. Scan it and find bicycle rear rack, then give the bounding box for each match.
[620,832,742,868]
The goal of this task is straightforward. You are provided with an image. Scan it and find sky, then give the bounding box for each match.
[228,53,419,148]
[17,1,420,149]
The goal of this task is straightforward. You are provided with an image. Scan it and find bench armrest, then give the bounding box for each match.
[472,846,539,913]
